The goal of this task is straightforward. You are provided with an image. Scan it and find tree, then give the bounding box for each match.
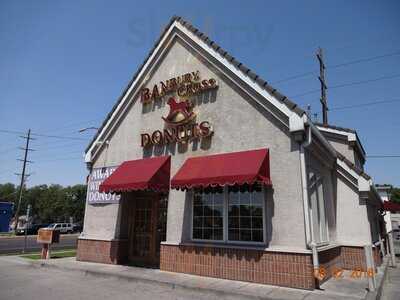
[391,187,400,204]
[0,182,87,224]
[0,183,17,204]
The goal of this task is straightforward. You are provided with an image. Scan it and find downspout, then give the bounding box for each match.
[299,124,319,272]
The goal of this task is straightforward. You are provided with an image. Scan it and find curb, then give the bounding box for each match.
[28,260,272,300]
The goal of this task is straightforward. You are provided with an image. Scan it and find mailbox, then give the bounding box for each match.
[37,228,60,259]
[37,228,60,244]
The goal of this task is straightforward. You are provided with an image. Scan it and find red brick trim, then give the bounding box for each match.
[160,244,315,290]
[77,238,128,265]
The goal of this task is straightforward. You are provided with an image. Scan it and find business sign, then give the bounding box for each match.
[140,70,217,104]
[140,70,215,147]
[87,166,121,204]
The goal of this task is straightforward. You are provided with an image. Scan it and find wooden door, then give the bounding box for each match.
[128,194,167,267]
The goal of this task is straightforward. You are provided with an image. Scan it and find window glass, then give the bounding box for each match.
[228,184,264,243]
[192,187,224,241]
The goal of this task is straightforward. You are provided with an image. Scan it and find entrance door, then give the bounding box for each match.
[128,194,167,267]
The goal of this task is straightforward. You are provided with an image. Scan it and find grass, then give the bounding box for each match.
[21,249,76,260]
[0,232,15,237]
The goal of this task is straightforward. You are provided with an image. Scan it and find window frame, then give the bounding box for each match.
[190,186,267,245]
[308,170,329,246]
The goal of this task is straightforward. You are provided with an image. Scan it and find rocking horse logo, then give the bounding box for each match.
[162,97,196,125]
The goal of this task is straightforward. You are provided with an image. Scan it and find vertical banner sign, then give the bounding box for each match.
[87,166,121,204]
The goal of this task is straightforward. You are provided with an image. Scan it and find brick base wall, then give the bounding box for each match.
[160,244,316,290]
[340,246,382,270]
[340,246,367,270]
[160,244,382,290]
[77,239,128,265]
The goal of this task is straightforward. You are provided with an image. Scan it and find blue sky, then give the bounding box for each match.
[0,0,399,187]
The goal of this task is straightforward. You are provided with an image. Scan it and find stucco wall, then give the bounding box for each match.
[81,201,121,240]
[83,36,306,249]
[335,175,371,245]
[325,136,355,164]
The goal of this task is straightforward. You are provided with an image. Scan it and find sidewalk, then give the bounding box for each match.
[380,257,400,300]
[25,256,391,300]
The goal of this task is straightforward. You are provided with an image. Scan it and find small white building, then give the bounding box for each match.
[78,16,385,290]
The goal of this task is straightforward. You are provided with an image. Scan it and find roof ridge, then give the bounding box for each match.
[86,15,305,153]
[315,122,356,134]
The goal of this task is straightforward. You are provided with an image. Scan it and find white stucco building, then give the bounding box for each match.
[78,16,385,290]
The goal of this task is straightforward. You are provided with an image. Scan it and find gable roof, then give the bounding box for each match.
[85,16,306,154]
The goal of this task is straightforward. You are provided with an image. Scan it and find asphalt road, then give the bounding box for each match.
[0,234,78,254]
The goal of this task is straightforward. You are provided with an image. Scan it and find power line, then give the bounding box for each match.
[272,50,400,85]
[329,50,400,69]
[33,117,103,134]
[272,71,314,84]
[0,129,89,141]
[30,132,88,141]
[0,146,18,155]
[31,150,83,160]
[35,156,83,163]
[330,98,400,111]
[330,73,400,90]
[33,142,85,151]
[367,155,400,158]
[0,129,25,135]
[290,73,400,98]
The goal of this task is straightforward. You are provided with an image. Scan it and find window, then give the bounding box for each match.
[308,171,328,244]
[228,185,264,242]
[192,184,265,244]
[192,187,224,240]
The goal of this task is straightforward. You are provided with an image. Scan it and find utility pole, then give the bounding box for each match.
[316,47,328,125]
[13,129,34,235]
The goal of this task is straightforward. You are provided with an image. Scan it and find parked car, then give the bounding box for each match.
[72,223,83,233]
[16,223,49,235]
[47,223,74,234]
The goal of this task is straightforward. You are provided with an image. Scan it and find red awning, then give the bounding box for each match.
[99,156,170,193]
[383,201,400,212]
[171,148,271,190]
